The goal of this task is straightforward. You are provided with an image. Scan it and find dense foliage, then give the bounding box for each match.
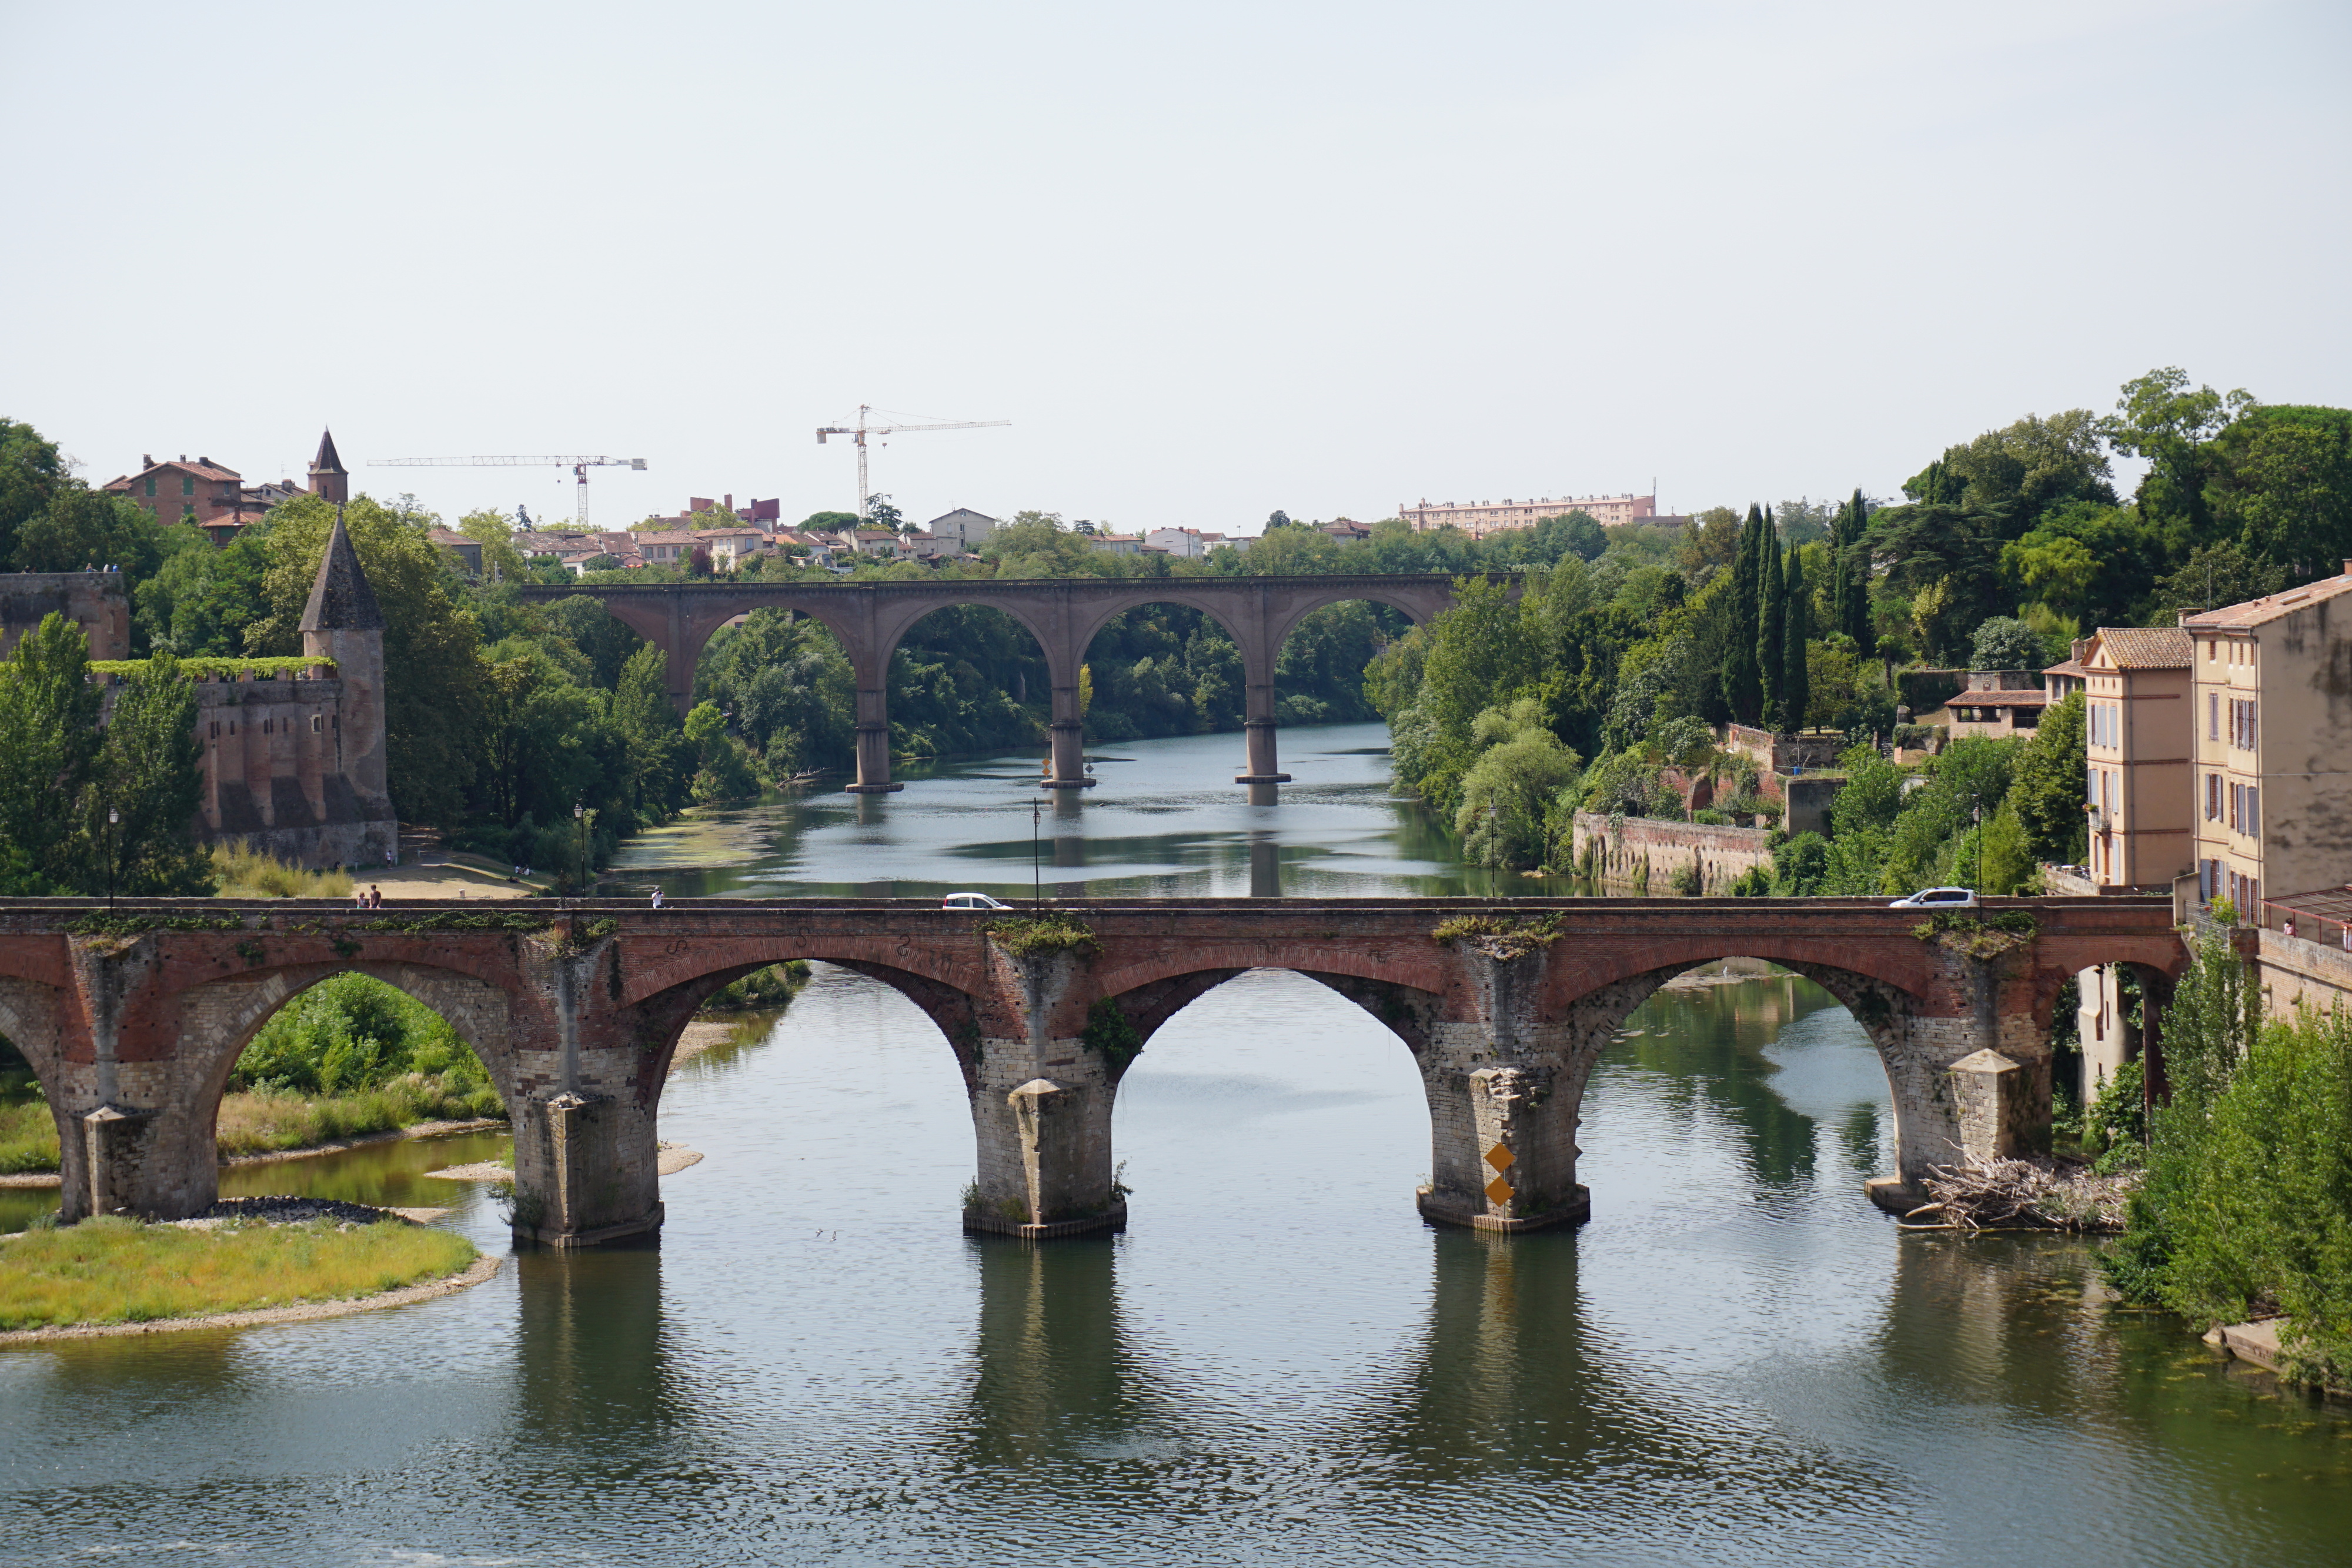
[232,972,502,1114]
[2104,937,2352,1387]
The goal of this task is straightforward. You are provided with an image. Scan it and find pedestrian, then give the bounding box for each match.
[352,886,367,910]
[2342,922,2351,952]
[2285,917,2297,939]
[369,884,383,909]
[651,888,664,910]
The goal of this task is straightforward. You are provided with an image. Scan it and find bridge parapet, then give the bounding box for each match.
[0,897,2186,1241]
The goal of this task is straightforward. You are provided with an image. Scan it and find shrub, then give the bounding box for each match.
[985,915,1100,958]
[212,846,354,900]
[701,959,811,1012]
[233,973,499,1105]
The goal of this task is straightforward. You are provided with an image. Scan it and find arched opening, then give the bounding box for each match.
[196,965,520,1219]
[0,1011,60,1233]
[1078,600,1248,747]
[1268,599,1416,731]
[1583,959,1897,1209]
[693,605,860,787]
[880,603,1051,772]
[1105,965,1436,1231]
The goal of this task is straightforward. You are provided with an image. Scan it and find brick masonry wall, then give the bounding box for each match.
[1573,813,1775,893]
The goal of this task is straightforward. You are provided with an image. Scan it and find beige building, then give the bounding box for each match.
[2184,564,2352,917]
[2073,628,2195,890]
[1399,493,1658,537]
[1921,670,2050,740]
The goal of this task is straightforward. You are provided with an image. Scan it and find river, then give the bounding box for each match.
[3,720,2348,1565]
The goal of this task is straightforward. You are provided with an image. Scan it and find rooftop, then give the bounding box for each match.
[2182,563,2352,631]
[2089,626,2192,668]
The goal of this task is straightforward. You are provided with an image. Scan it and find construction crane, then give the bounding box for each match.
[816,406,1009,521]
[368,455,649,526]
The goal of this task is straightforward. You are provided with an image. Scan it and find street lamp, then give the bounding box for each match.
[573,803,587,902]
[1030,796,1043,908]
[105,808,119,910]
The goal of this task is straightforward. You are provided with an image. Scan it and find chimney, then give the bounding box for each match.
[142,454,153,467]
[723,494,733,513]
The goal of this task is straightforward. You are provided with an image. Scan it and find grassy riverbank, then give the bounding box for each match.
[0,1215,477,1332]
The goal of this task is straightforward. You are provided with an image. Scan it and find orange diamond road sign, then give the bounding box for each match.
[1485,1142,1515,1171]
[1484,1175,1514,1204]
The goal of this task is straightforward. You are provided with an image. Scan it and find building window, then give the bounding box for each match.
[143,476,156,498]
[2230,698,2258,750]
[181,474,194,496]
[2206,772,2221,820]
[2209,692,2220,741]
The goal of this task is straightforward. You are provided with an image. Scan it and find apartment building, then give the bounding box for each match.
[2184,563,2352,915]
[2076,628,2195,890]
[1399,493,1657,538]
[1144,526,1244,558]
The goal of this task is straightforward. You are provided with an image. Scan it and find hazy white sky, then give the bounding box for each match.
[5,1,2347,536]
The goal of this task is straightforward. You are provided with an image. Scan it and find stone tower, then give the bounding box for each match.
[308,428,349,507]
[300,506,391,818]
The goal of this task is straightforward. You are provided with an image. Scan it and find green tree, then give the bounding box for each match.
[2102,366,2255,545]
[12,485,169,578]
[866,494,906,533]
[98,652,212,895]
[2206,405,2352,581]
[1454,700,1583,870]
[135,524,273,655]
[0,417,69,566]
[1781,546,1809,731]
[2143,539,2286,624]
[615,643,687,817]
[0,614,101,890]
[1969,616,2044,671]
[2010,690,2087,863]
[1722,504,1765,723]
[1758,529,1788,729]
[1674,506,1743,585]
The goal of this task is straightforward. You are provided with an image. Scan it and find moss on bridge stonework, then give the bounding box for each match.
[984,915,1101,959]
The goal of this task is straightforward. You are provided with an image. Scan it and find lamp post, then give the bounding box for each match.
[1031,797,1043,908]
[105,808,119,911]
[573,803,587,903]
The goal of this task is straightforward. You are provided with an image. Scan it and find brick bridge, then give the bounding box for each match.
[520,574,1473,793]
[0,896,2184,1244]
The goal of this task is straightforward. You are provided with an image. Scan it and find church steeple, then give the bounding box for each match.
[309,428,349,507]
[300,506,385,632]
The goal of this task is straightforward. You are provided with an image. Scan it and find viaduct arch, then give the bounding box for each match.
[0,895,2183,1245]
[519,574,1475,792]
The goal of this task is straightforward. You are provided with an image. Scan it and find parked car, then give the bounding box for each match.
[1889,887,1979,910]
[941,891,1013,911]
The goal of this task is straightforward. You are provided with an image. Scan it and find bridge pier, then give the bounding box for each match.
[963,948,1125,1237]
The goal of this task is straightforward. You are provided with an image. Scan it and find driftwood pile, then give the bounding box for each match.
[1903,1155,2135,1233]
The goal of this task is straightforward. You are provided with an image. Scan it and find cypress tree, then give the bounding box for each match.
[1843,487,1875,654]
[1759,511,1787,729]
[1783,543,1810,733]
[1723,504,1763,724]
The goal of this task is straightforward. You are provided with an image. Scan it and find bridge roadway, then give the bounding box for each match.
[520,573,1476,793]
[0,895,2184,1244]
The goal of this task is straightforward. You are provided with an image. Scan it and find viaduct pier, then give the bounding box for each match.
[0,897,2183,1244]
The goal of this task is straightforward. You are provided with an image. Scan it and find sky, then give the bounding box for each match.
[5,1,2348,537]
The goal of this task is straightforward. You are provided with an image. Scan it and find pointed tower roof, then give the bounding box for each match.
[300,506,386,632]
[311,428,345,476]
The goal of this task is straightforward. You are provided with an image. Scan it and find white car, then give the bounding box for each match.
[1889,887,1979,910]
[941,892,1013,911]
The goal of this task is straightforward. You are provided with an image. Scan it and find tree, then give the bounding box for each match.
[2144,540,2286,624]
[866,494,906,534]
[2010,690,2087,863]
[12,484,169,578]
[0,615,208,895]
[1722,505,1764,723]
[1264,510,1295,530]
[798,511,861,534]
[2206,405,2352,581]
[0,613,101,890]
[1832,489,1875,653]
[2102,366,2256,544]
[1781,545,1809,731]
[1454,700,1583,870]
[1969,616,2044,672]
[0,417,68,567]
[1758,529,1787,728]
[1674,506,1743,585]
[456,509,529,580]
[135,524,273,655]
[1536,511,1607,563]
[614,643,687,817]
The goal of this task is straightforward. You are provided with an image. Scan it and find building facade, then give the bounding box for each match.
[1399,493,1658,537]
[100,429,348,547]
[2185,564,2352,915]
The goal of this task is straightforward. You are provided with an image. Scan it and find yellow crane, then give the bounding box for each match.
[368,454,648,526]
[817,406,1008,523]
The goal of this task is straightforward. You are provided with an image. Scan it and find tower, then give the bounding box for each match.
[309,428,349,507]
[300,506,392,833]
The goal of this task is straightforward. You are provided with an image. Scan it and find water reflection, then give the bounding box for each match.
[955,1236,1175,1467]
[608,721,1574,900]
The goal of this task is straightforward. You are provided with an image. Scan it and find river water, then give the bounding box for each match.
[4,721,2350,1565]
